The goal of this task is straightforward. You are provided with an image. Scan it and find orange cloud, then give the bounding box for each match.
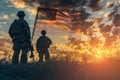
[26,7,37,15]
[2,15,9,19]
[9,0,26,9]
[106,1,114,8]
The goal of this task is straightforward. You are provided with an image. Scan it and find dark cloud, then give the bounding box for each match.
[11,0,105,12]
[99,24,112,33]
[70,9,91,33]
[20,0,102,11]
[23,0,103,11]
[67,37,85,50]
[89,37,101,47]
[108,5,120,23]
[38,0,86,8]
[104,35,117,48]
[112,27,120,36]
[113,14,120,27]
[89,0,102,11]
[16,0,83,8]
[82,21,93,33]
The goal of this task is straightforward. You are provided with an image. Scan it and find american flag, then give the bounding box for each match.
[36,7,72,27]
[35,7,81,30]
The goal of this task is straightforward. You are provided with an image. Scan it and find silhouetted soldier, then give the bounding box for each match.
[36,30,52,62]
[8,11,32,64]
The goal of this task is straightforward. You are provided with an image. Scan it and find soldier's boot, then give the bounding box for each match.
[12,50,20,64]
[21,50,28,64]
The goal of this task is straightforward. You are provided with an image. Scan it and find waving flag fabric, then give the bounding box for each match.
[35,7,81,27]
[37,7,57,20]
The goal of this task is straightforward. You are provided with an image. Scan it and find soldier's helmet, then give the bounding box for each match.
[41,30,46,35]
[17,11,25,17]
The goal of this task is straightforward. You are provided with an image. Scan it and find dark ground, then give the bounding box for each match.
[0,59,120,80]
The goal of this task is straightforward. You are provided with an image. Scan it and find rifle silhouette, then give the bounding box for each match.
[29,43,34,59]
[30,50,34,58]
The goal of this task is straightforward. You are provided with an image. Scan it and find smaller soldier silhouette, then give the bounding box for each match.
[36,30,52,62]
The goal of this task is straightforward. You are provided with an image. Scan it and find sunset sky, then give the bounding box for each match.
[0,0,120,62]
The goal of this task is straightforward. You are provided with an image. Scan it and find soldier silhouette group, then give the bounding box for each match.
[8,11,52,64]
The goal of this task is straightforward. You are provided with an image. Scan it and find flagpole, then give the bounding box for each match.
[31,7,39,42]
[30,7,39,61]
